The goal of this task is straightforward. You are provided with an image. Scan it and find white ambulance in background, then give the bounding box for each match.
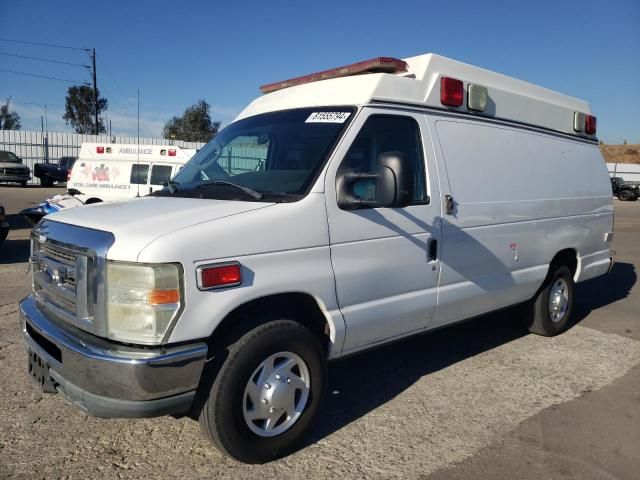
[67,143,196,204]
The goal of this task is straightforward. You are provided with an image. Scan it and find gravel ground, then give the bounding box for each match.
[0,187,639,479]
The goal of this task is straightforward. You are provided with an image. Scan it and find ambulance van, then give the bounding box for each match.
[20,54,613,463]
[67,143,196,203]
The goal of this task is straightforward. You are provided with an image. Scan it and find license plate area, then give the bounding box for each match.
[28,348,57,393]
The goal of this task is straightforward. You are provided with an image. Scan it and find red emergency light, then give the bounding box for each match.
[96,146,104,154]
[260,57,409,94]
[168,149,176,156]
[585,115,597,135]
[440,77,464,107]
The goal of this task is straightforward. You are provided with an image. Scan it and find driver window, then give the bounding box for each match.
[340,115,427,203]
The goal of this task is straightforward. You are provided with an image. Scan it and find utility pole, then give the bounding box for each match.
[91,48,98,135]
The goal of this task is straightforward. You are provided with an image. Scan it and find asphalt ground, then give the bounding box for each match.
[0,186,638,479]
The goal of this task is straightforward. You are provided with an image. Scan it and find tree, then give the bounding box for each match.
[63,85,108,134]
[162,99,220,143]
[0,97,21,130]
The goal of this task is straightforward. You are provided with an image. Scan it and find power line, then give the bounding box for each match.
[0,68,89,85]
[8,101,65,107]
[0,51,90,68]
[0,37,89,52]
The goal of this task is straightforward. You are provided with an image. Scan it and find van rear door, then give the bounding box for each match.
[148,163,174,194]
[129,162,150,197]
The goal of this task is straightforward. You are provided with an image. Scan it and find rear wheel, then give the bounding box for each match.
[19,181,27,188]
[618,190,633,201]
[198,320,326,463]
[40,177,53,187]
[526,265,574,336]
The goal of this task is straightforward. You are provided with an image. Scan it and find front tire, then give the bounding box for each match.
[526,265,574,336]
[198,320,326,463]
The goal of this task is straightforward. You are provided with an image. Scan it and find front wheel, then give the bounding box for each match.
[525,265,574,336]
[198,320,326,463]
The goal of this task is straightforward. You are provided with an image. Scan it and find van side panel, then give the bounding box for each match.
[428,118,613,329]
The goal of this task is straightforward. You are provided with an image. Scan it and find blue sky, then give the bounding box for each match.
[1,0,638,143]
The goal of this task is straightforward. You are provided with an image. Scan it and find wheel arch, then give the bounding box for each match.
[207,291,337,357]
[549,248,579,282]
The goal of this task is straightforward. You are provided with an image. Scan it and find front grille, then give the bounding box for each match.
[33,242,80,325]
[2,167,28,175]
[41,243,76,264]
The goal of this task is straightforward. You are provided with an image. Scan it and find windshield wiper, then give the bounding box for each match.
[196,180,263,200]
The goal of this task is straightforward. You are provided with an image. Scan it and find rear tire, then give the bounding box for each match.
[198,320,326,464]
[20,181,27,188]
[618,190,632,201]
[526,265,574,336]
[40,177,53,187]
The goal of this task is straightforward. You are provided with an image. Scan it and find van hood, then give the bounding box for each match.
[47,197,275,260]
[0,161,29,169]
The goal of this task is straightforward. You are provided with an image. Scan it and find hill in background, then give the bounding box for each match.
[601,144,640,164]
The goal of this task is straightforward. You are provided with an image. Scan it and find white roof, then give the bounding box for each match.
[236,53,593,138]
[79,143,196,162]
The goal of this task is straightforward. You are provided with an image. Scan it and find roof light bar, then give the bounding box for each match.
[260,57,408,94]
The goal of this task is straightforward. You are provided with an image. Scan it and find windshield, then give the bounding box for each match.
[165,107,355,202]
[0,151,20,163]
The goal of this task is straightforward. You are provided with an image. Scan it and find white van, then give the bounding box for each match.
[21,54,613,463]
[67,143,196,203]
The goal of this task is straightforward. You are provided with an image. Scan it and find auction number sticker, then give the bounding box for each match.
[305,112,351,123]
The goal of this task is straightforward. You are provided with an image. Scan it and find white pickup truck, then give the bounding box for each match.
[20,53,613,463]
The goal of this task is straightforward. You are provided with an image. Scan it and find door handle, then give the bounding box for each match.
[445,195,455,215]
[428,239,438,262]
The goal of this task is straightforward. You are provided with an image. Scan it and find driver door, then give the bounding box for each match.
[325,109,442,353]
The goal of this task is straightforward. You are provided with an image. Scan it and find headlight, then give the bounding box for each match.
[106,262,183,345]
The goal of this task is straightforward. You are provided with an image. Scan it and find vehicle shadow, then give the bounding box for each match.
[305,307,527,448]
[6,213,31,230]
[0,215,31,264]
[570,262,636,324]
[302,261,636,449]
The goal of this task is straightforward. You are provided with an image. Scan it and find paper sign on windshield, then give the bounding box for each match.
[305,112,351,123]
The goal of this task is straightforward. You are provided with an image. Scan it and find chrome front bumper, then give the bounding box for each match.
[0,175,30,182]
[20,295,208,418]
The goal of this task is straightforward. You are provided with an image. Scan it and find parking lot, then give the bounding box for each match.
[0,186,638,479]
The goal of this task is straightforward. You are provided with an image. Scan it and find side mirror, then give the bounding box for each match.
[336,151,414,210]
